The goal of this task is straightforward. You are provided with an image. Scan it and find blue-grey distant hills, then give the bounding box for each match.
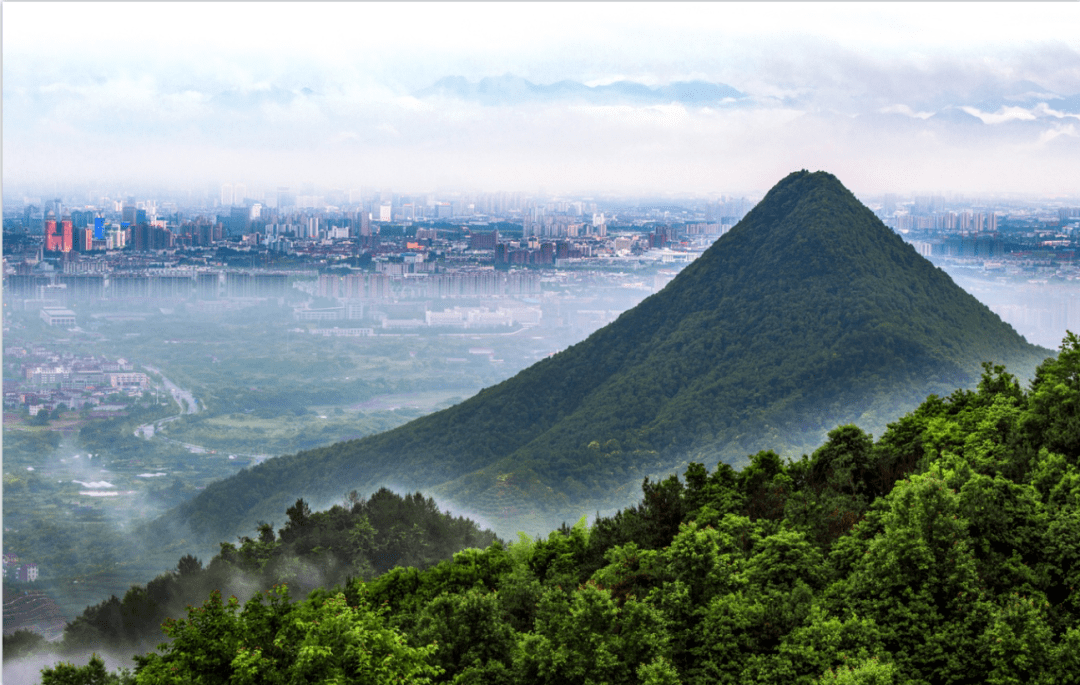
[416,74,747,106]
[894,79,1080,120]
[968,79,1080,115]
[928,107,986,125]
[152,171,1052,545]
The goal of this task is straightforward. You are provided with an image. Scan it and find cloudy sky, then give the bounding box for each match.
[4,2,1079,197]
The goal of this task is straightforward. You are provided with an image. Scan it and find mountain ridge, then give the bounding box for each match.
[416,74,746,107]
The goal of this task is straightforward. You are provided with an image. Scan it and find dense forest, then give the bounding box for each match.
[23,332,1080,684]
[152,171,1051,545]
[3,488,497,665]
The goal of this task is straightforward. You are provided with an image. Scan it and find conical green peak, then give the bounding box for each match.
[158,171,1052,541]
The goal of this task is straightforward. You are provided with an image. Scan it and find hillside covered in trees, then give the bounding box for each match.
[153,170,1050,543]
[34,334,1080,684]
[4,488,496,664]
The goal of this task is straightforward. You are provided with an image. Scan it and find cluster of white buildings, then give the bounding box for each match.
[2,554,39,583]
[4,347,150,414]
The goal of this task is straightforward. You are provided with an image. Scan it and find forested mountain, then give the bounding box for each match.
[154,170,1051,543]
[41,340,1080,684]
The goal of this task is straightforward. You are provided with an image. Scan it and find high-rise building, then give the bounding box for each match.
[77,228,95,252]
[107,225,126,249]
[221,184,234,206]
[196,272,220,299]
[540,242,555,264]
[469,230,498,250]
[132,223,150,251]
[61,219,74,252]
[234,183,247,205]
[309,216,324,239]
[121,205,137,225]
[59,274,105,298]
[276,187,295,208]
[24,205,41,233]
[45,220,62,251]
[70,209,94,228]
[229,206,250,235]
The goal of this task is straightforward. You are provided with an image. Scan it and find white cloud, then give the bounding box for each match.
[1037,123,1079,145]
[961,105,1039,125]
[393,96,436,113]
[879,104,935,120]
[4,3,1080,195]
[375,123,401,138]
[1033,102,1080,120]
[566,103,692,128]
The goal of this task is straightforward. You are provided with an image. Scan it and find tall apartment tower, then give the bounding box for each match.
[276,187,295,209]
[221,183,234,207]
[45,220,62,251]
[61,219,74,252]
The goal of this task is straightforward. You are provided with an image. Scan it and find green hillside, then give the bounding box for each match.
[157,171,1051,542]
[48,338,1080,685]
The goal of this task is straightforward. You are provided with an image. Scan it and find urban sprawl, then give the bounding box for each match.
[4,184,1080,347]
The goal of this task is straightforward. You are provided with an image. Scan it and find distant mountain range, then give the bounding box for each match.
[415,74,747,107]
[154,171,1052,544]
[412,74,1080,122]
[965,79,1080,115]
[200,75,1079,124]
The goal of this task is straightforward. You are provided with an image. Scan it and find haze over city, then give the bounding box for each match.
[4,2,1080,196]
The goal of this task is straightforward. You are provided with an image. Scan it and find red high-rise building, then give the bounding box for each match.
[61,220,74,252]
[45,220,63,251]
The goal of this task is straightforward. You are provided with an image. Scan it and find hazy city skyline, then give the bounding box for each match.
[4,3,1079,196]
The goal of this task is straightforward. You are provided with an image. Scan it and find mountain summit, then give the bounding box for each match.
[165,171,1050,541]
